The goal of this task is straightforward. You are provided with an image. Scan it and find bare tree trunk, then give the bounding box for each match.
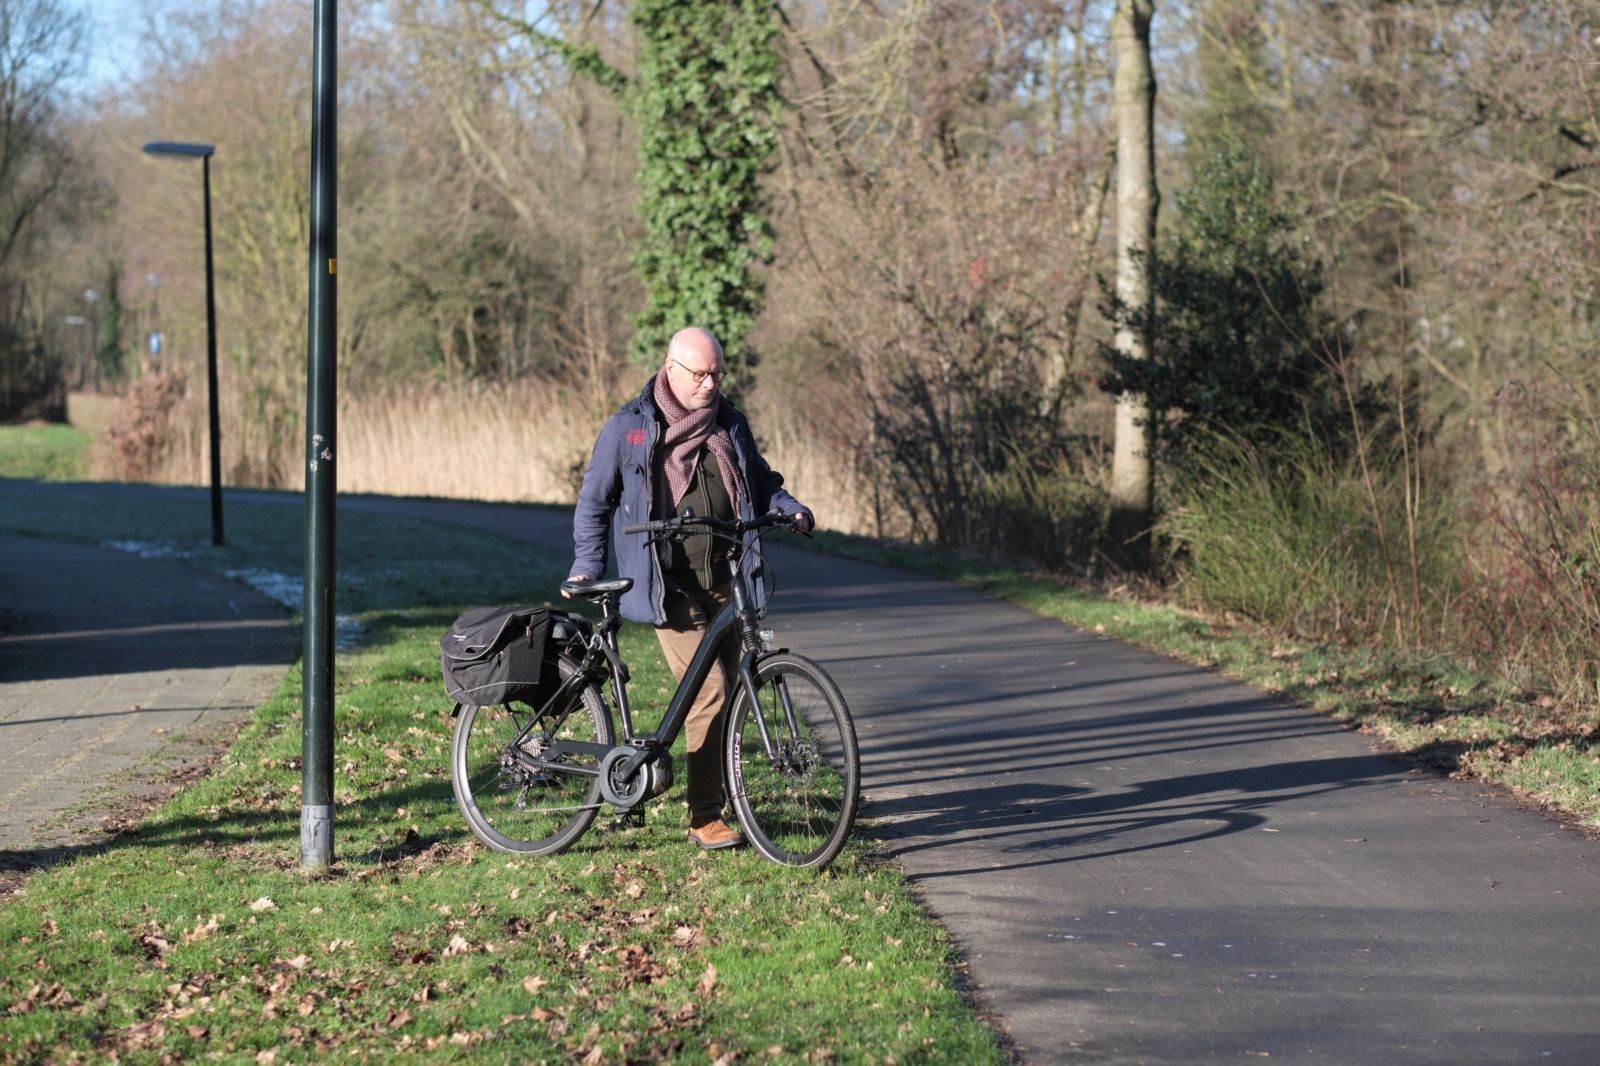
[1108,0,1158,569]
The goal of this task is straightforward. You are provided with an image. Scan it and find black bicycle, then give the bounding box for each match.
[450,510,860,869]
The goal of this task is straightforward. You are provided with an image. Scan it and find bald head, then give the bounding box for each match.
[667,327,723,365]
[663,327,727,410]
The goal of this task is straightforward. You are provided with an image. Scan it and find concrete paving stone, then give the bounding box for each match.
[0,531,296,858]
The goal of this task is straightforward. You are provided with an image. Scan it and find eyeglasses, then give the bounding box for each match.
[670,357,727,386]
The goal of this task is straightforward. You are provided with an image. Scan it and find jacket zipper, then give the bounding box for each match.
[643,402,667,624]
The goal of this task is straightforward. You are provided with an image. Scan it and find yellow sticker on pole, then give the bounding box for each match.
[328,258,337,275]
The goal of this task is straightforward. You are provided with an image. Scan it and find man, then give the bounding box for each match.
[566,327,814,849]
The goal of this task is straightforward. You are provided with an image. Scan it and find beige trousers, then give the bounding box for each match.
[654,584,737,823]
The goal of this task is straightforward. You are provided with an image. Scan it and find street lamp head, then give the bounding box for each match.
[142,141,215,160]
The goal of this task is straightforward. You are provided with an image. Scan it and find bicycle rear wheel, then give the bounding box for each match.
[726,653,859,869]
[451,656,613,855]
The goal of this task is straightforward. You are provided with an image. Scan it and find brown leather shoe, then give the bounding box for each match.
[687,819,743,850]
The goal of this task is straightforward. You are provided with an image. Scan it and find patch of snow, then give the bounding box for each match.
[223,568,302,610]
[105,540,189,560]
[223,568,366,650]
[335,616,367,651]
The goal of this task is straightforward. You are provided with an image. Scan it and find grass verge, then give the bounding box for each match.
[807,530,1600,828]
[0,425,91,481]
[0,488,1004,1063]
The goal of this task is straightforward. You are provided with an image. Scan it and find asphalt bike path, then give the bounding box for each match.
[0,531,297,863]
[5,480,1600,1062]
[386,496,1600,1064]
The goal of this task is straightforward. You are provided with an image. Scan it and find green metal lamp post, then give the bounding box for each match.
[141,140,224,547]
[301,0,339,869]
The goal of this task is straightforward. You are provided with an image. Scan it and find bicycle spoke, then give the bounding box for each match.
[452,657,612,855]
[729,655,858,869]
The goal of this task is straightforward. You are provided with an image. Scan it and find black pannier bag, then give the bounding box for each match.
[440,606,555,709]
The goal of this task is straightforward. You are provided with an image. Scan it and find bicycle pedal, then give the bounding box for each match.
[610,807,645,829]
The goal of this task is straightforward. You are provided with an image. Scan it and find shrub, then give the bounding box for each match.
[970,453,1107,574]
[1164,432,1460,645]
[1460,382,1600,715]
[872,347,1062,554]
[102,370,186,482]
[1099,139,1367,466]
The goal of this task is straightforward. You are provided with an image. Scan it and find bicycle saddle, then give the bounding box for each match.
[560,577,634,599]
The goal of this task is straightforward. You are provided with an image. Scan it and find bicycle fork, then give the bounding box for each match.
[736,658,804,768]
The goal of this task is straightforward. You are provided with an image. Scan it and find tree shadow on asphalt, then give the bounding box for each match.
[866,751,1400,879]
[862,694,1342,789]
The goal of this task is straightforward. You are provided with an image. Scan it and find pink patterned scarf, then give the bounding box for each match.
[652,369,743,518]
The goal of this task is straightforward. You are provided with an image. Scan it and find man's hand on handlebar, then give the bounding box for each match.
[611,510,812,553]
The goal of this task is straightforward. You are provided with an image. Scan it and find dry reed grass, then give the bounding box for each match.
[92,374,883,535]
[336,382,602,503]
[65,392,123,440]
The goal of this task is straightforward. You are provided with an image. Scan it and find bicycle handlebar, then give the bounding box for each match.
[623,510,801,538]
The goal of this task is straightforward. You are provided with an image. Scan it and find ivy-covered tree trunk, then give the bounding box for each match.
[627,0,782,377]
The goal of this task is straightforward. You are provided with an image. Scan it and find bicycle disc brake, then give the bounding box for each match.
[777,738,819,776]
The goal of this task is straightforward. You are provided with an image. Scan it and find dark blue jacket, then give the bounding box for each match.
[571,378,813,625]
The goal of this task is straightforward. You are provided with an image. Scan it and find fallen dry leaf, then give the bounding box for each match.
[248,897,276,913]
[183,916,221,944]
[696,963,718,998]
[522,975,548,994]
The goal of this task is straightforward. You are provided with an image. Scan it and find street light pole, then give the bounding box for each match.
[141,141,223,547]
[202,154,223,546]
[300,0,339,870]
[84,289,99,391]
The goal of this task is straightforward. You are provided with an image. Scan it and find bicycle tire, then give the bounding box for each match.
[451,655,613,855]
[726,653,859,869]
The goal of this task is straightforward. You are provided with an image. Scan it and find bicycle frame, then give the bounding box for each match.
[521,518,794,789]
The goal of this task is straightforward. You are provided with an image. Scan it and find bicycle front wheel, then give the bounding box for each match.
[451,656,613,855]
[727,653,859,869]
